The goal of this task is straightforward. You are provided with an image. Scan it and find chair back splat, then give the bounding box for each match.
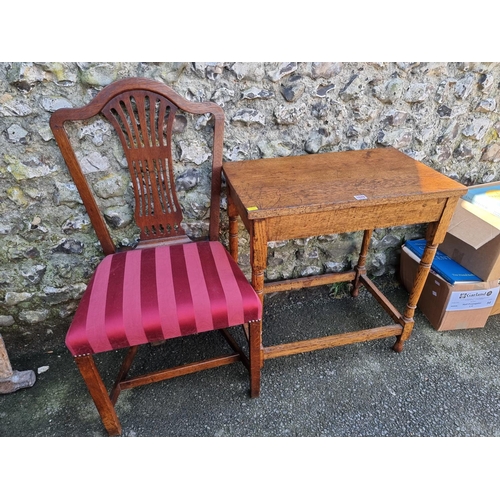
[50,78,225,254]
[49,78,262,436]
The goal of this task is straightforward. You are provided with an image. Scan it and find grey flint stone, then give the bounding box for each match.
[268,62,298,82]
[231,108,266,126]
[242,87,274,100]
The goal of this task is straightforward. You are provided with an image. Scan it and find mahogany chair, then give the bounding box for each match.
[49,77,263,436]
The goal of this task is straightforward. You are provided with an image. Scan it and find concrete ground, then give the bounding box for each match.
[2,276,500,438]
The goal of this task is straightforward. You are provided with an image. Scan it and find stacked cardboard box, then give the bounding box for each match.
[400,181,500,331]
[439,181,500,283]
[399,243,499,331]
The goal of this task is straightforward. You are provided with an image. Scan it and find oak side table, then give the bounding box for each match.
[222,147,467,389]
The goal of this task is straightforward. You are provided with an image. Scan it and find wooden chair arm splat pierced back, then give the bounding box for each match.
[49,77,263,436]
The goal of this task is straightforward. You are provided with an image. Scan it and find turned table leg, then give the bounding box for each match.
[393,198,458,352]
[352,229,373,297]
[393,240,438,352]
[250,220,268,306]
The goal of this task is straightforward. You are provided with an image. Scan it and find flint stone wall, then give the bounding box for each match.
[1,62,500,352]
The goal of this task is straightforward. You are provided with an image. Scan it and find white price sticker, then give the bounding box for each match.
[446,288,500,311]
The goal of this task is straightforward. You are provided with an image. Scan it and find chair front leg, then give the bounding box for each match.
[248,320,263,398]
[74,354,122,436]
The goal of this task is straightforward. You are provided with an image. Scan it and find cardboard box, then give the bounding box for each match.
[399,245,500,331]
[439,181,500,282]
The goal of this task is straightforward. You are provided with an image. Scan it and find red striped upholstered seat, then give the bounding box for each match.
[67,241,262,356]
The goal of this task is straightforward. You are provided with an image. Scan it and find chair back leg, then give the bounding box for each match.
[75,355,122,436]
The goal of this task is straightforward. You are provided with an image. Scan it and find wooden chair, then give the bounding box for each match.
[49,77,263,436]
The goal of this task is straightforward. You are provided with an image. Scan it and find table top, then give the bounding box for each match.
[222,147,467,220]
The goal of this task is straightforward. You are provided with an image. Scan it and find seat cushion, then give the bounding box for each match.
[66,241,262,356]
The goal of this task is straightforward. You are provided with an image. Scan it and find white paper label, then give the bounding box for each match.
[446,287,500,311]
